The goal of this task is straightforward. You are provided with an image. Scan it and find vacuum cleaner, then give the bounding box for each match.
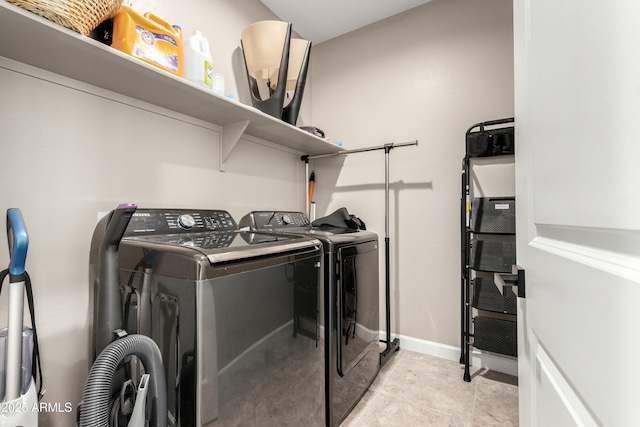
[0,208,42,427]
[79,204,167,427]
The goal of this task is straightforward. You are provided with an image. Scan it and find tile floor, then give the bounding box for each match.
[341,349,519,426]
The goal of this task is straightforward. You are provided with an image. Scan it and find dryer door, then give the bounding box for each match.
[336,241,379,376]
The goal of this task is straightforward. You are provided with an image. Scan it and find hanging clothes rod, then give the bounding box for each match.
[301,140,418,216]
[301,138,418,368]
[302,140,418,161]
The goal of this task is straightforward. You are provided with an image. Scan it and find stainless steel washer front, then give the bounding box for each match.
[90,209,324,426]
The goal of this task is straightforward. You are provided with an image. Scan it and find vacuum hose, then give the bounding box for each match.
[80,334,167,427]
[95,204,137,358]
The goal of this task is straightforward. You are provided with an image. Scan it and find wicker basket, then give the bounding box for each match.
[7,0,123,35]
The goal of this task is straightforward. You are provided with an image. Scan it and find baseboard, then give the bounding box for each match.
[385,333,518,377]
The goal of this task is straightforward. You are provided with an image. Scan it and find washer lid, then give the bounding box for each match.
[124,230,320,264]
[120,208,321,265]
[206,232,320,263]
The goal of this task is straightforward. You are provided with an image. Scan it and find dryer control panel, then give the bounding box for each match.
[123,209,238,236]
[239,211,310,231]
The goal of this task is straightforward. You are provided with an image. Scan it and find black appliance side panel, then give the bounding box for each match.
[336,241,379,375]
[330,240,380,426]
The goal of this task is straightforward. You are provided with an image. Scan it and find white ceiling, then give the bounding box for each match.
[260,0,433,44]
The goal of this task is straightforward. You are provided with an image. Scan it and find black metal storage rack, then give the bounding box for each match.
[460,117,517,382]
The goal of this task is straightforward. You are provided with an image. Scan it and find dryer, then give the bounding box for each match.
[89,208,325,426]
[240,211,380,427]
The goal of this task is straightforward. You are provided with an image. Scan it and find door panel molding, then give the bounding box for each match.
[535,343,600,427]
[530,225,640,282]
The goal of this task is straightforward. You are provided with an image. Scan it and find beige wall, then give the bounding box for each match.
[309,0,514,348]
[0,0,514,424]
[0,1,299,425]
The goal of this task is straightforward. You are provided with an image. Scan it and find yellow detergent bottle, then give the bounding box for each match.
[112,6,183,77]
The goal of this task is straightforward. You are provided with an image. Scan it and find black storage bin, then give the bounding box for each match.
[472,277,517,315]
[466,126,514,157]
[473,316,517,357]
[471,197,516,234]
[469,240,516,273]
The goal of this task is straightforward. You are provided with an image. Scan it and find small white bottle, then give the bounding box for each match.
[212,72,225,96]
[184,30,213,90]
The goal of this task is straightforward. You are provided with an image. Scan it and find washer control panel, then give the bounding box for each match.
[239,211,310,231]
[123,209,238,236]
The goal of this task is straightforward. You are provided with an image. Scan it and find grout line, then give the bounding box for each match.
[470,372,480,425]
[346,349,519,426]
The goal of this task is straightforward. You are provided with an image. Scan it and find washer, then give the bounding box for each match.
[89,208,325,426]
[240,211,380,427]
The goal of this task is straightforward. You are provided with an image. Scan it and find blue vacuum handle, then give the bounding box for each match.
[95,203,137,357]
[7,208,28,279]
[4,208,29,401]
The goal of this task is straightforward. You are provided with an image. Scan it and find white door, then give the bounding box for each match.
[514,1,640,426]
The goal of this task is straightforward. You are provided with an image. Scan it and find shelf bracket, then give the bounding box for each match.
[219,120,250,171]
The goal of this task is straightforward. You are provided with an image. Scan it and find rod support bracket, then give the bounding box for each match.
[380,338,400,368]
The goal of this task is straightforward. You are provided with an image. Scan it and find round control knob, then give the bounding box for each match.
[177,214,196,230]
[281,214,293,225]
[179,238,195,247]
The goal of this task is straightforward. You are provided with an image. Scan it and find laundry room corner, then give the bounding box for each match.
[308,0,515,363]
[0,0,518,425]
[0,0,307,425]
